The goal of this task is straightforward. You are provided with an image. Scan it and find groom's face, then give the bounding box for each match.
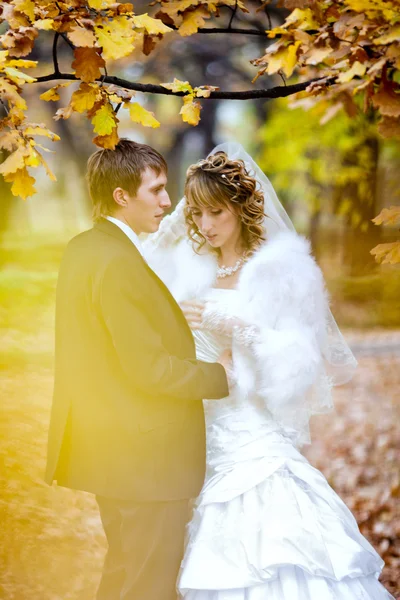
[123,168,171,234]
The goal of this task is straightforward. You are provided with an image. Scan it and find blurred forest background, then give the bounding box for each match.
[1,0,400,598]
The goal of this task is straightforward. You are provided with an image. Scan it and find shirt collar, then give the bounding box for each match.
[105,216,144,257]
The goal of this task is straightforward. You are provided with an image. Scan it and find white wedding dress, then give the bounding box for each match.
[177,288,393,600]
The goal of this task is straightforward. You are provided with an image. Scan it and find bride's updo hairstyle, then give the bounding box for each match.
[184,151,266,254]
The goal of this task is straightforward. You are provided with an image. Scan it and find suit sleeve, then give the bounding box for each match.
[100,257,229,401]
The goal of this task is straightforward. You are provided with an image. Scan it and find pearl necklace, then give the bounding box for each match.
[216,256,246,279]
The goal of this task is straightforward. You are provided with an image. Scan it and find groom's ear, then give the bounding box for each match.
[113,187,128,208]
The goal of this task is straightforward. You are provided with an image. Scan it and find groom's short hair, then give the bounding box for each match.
[86,138,168,222]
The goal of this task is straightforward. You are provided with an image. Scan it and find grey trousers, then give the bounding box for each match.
[96,496,191,600]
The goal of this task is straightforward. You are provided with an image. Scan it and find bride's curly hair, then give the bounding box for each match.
[184,151,266,255]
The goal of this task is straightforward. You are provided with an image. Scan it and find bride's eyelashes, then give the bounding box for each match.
[191,209,223,216]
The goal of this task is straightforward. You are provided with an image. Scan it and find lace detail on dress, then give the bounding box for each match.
[233,324,259,348]
[202,297,259,350]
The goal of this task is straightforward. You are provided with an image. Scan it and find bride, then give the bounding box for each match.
[143,143,393,599]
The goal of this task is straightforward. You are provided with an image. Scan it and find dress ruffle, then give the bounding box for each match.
[178,432,392,599]
[182,570,391,600]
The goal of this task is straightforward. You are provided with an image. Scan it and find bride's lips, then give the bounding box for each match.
[205,234,217,242]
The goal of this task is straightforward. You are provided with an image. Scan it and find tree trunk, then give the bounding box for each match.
[340,134,382,275]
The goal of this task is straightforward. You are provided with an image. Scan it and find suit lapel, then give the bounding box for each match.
[94,219,193,340]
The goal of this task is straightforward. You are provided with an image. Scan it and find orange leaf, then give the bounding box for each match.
[372,82,400,117]
[372,206,400,226]
[370,242,400,265]
[93,127,120,149]
[178,7,210,36]
[68,25,96,48]
[0,131,20,152]
[378,116,400,138]
[72,47,105,83]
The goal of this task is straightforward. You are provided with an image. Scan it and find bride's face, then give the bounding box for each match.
[189,203,242,249]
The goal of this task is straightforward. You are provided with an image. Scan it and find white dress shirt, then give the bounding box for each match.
[106,216,145,258]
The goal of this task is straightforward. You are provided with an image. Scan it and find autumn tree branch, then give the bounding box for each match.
[228,0,239,29]
[35,72,332,99]
[52,33,60,75]
[178,26,269,35]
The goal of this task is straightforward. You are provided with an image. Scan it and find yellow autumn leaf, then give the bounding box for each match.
[132,13,172,35]
[38,152,57,181]
[68,25,96,48]
[159,0,203,17]
[374,25,400,45]
[40,87,61,102]
[304,45,333,65]
[110,92,127,104]
[35,19,54,30]
[3,66,36,85]
[285,8,319,30]
[12,0,35,22]
[40,82,72,103]
[180,96,201,125]
[337,61,367,83]
[34,142,53,153]
[194,85,218,98]
[222,0,247,9]
[161,78,193,94]
[88,0,114,9]
[0,144,28,175]
[126,102,160,128]
[0,51,9,63]
[178,8,210,36]
[268,27,289,39]
[346,0,398,23]
[0,79,27,109]
[267,41,301,78]
[9,106,25,127]
[24,126,60,141]
[370,241,400,265]
[72,47,105,82]
[24,147,41,167]
[162,0,245,17]
[71,84,101,113]
[91,102,117,135]
[95,17,137,61]
[372,206,400,226]
[4,167,37,199]
[6,58,37,69]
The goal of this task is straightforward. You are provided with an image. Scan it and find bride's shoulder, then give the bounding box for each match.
[240,231,323,294]
[251,230,312,264]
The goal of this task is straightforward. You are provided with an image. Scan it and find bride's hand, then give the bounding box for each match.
[179,300,205,330]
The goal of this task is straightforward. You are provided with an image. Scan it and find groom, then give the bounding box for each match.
[45,139,230,600]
